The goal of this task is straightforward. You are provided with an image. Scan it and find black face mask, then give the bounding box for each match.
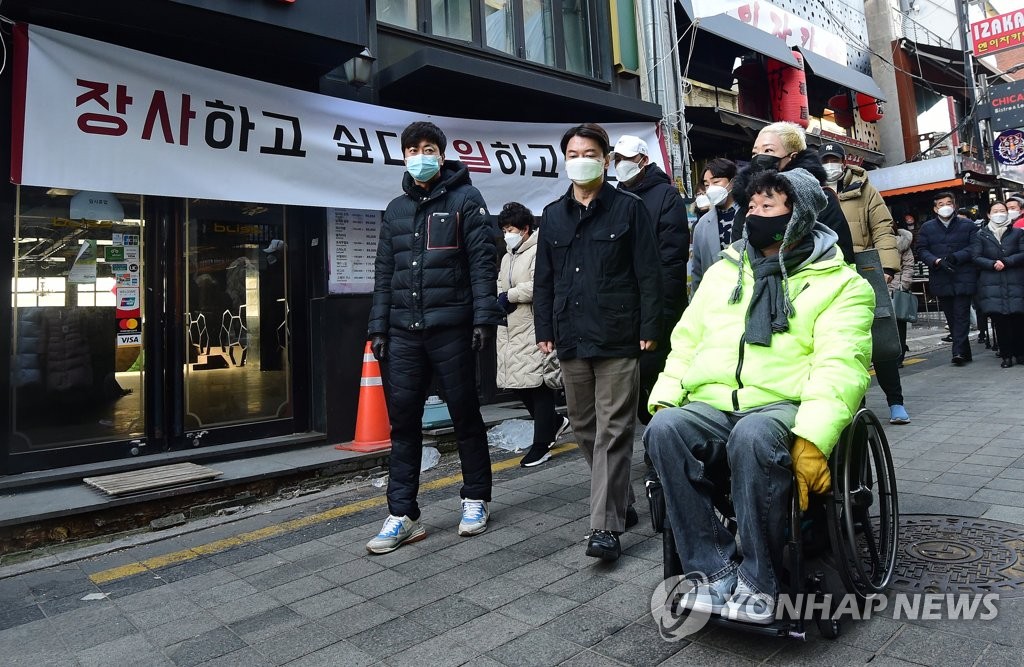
[746,212,793,249]
[749,154,783,172]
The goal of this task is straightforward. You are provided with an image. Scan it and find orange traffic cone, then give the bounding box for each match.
[336,342,392,453]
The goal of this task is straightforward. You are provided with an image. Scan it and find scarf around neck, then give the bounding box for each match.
[989,219,1011,242]
[744,235,816,346]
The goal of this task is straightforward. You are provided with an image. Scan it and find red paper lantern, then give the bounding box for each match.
[857,93,884,122]
[767,50,809,128]
[828,93,855,129]
[733,58,771,120]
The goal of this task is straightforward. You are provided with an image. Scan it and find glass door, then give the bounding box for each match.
[182,200,291,436]
[10,187,146,456]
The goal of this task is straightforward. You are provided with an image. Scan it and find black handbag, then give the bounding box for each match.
[891,289,919,323]
[854,250,902,363]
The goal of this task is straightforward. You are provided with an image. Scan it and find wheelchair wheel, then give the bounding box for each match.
[825,408,899,600]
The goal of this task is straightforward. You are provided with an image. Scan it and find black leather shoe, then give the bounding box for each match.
[625,505,639,530]
[586,530,621,561]
[941,335,953,342]
[952,355,965,366]
[1002,358,1014,368]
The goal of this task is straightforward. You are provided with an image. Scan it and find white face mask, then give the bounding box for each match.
[565,157,605,184]
[937,205,955,219]
[705,184,730,207]
[615,159,643,184]
[991,213,1009,226]
[504,231,523,252]
[1009,210,1021,222]
[694,194,712,211]
[823,163,845,183]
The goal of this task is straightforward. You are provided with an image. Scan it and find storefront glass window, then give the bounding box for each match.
[10,187,145,452]
[377,0,418,29]
[484,0,516,56]
[184,200,291,429]
[432,0,473,41]
[524,0,556,66]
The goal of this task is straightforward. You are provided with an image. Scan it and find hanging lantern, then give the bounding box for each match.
[828,93,855,129]
[856,92,884,122]
[733,57,771,120]
[767,50,809,128]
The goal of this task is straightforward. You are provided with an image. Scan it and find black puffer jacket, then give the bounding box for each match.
[730,149,855,262]
[971,226,1024,314]
[368,161,504,335]
[915,215,978,297]
[618,164,689,323]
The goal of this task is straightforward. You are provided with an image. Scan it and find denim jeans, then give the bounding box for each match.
[643,401,797,598]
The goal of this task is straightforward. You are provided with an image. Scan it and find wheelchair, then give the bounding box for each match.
[650,408,899,639]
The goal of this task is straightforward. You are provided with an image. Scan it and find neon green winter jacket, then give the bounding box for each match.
[648,232,875,457]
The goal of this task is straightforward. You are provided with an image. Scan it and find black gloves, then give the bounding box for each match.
[370,335,388,361]
[497,292,516,315]
[941,257,957,273]
[471,325,494,351]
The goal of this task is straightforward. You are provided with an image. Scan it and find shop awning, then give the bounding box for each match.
[692,14,800,68]
[796,47,886,101]
[867,155,990,197]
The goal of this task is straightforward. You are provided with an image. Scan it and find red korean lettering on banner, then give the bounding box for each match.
[142,91,196,145]
[452,140,492,173]
[76,79,133,136]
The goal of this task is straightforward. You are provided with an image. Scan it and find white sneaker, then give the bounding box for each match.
[554,416,572,442]
[366,515,426,554]
[678,573,737,615]
[723,580,776,624]
[459,499,488,536]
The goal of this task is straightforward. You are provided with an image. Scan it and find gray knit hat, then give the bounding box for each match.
[729,167,828,310]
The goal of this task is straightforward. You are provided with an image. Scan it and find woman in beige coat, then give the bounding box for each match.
[496,202,569,467]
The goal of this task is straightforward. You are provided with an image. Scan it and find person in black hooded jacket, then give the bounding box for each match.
[366,121,505,555]
[611,135,689,429]
[730,122,855,263]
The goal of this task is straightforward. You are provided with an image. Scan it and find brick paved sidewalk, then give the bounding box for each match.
[1,349,1023,666]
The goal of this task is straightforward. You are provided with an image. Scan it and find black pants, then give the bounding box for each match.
[990,313,1024,359]
[873,357,904,406]
[514,385,560,446]
[897,319,908,364]
[938,294,973,360]
[384,326,491,520]
[637,318,675,426]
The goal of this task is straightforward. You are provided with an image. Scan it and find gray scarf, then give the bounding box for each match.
[744,236,816,346]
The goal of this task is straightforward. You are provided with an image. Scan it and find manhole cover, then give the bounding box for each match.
[890,515,1024,597]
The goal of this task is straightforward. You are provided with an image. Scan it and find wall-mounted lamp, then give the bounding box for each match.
[342,48,375,88]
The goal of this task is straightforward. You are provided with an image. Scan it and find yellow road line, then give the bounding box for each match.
[89,443,579,585]
[868,357,924,376]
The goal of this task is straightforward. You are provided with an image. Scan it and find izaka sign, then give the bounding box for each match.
[971,10,1024,56]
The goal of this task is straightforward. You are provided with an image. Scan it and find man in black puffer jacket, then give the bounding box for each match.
[730,122,855,263]
[612,135,689,428]
[366,121,504,554]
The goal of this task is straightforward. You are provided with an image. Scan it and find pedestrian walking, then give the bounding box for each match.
[971,201,1024,368]
[691,158,740,294]
[534,123,662,561]
[494,201,571,468]
[915,191,978,366]
[820,142,909,424]
[366,121,504,554]
[612,135,689,430]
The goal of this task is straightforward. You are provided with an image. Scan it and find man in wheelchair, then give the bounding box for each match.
[643,168,874,624]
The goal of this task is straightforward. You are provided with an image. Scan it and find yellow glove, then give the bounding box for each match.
[791,437,831,511]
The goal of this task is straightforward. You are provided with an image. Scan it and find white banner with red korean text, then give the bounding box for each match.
[12,24,662,214]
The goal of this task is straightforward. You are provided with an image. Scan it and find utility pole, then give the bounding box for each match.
[955,0,983,162]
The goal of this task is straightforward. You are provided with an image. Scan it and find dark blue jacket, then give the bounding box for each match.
[915,215,978,297]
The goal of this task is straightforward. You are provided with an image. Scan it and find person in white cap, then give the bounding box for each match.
[611,135,689,434]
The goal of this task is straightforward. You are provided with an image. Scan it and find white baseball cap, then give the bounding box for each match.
[611,135,649,159]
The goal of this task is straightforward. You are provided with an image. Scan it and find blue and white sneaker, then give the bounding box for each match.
[679,572,737,615]
[724,580,776,624]
[366,515,426,554]
[458,499,488,536]
[889,405,910,425]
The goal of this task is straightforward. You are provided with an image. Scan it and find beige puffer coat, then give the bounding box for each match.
[496,231,557,389]
[835,164,900,272]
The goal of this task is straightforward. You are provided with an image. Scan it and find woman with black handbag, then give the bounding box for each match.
[971,201,1024,368]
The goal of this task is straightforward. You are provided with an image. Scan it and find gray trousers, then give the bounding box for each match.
[643,401,797,598]
[561,357,639,532]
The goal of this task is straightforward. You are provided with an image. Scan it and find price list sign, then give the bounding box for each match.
[327,208,381,294]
